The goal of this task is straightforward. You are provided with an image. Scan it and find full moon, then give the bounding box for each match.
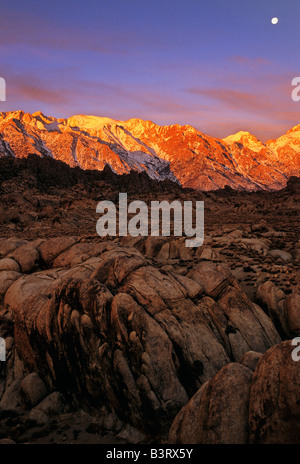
[271,17,279,24]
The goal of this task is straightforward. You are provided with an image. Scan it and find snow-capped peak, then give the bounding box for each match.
[67,115,122,131]
[223,131,264,152]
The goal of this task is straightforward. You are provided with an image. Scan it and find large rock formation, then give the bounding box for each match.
[169,341,300,444]
[0,236,281,439]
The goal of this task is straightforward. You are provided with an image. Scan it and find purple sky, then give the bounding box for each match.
[0,0,299,140]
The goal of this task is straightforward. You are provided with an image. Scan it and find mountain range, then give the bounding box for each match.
[0,110,299,191]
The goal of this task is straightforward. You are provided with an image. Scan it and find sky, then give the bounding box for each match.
[0,0,299,141]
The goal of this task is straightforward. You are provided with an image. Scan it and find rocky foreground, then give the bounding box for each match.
[0,157,299,444]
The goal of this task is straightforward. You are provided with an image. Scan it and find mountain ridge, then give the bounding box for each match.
[0,110,299,191]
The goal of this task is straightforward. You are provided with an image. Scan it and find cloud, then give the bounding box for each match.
[0,7,163,57]
[10,81,70,105]
[0,9,129,55]
[188,84,299,119]
[186,68,300,140]
[1,56,298,143]
[229,55,271,67]
[188,87,270,113]
[196,118,293,142]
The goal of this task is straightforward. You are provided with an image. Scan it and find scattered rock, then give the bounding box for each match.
[20,373,48,408]
[0,438,16,444]
[34,392,66,416]
[8,244,40,273]
[238,351,262,371]
[0,258,21,272]
[269,249,293,262]
[0,271,22,299]
[0,380,22,412]
[116,424,148,444]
